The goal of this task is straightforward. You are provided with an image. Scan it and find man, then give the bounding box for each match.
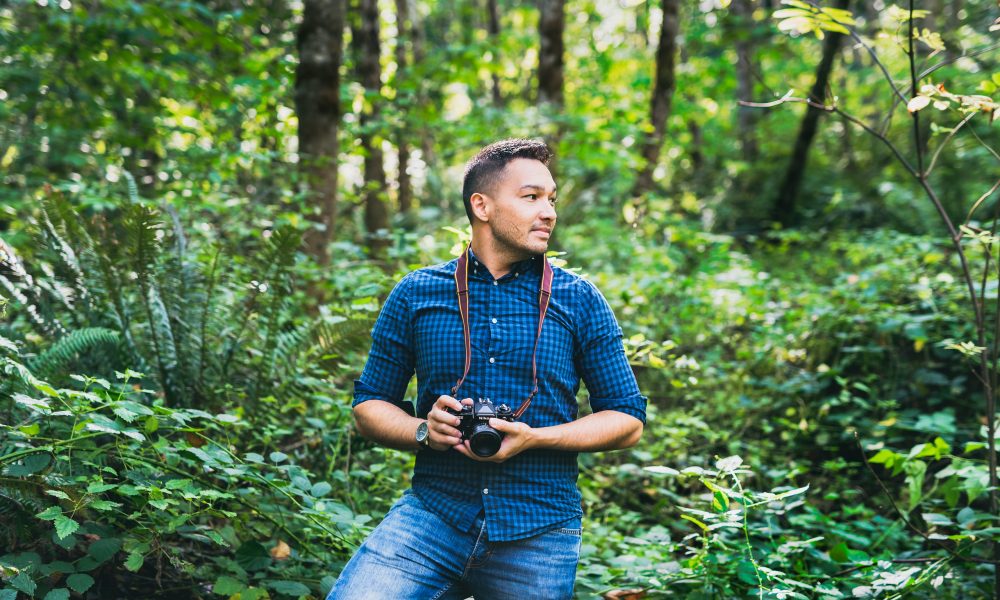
[329,139,646,599]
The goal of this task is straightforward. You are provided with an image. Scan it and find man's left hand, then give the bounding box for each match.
[454,418,536,463]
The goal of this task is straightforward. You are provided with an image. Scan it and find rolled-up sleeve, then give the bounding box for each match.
[352,274,416,414]
[574,279,647,424]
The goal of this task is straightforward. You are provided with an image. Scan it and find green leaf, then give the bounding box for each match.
[88,499,122,511]
[267,580,311,596]
[213,575,245,595]
[242,589,269,600]
[54,515,80,539]
[7,453,52,476]
[43,589,70,600]
[712,490,730,512]
[87,482,117,494]
[311,482,332,497]
[205,530,229,547]
[66,573,95,594]
[0,590,16,600]
[45,490,71,500]
[922,512,953,527]
[88,538,122,563]
[11,571,37,595]
[269,451,288,463]
[235,541,271,571]
[36,506,63,521]
[124,551,144,572]
[165,478,194,491]
[680,514,708,531]
[829,542,849,562]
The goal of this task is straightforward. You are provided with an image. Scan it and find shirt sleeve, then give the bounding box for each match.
[573,279,647,424]
[352,273,416,415]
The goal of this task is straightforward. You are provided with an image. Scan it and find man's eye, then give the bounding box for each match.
[524,194,538,200]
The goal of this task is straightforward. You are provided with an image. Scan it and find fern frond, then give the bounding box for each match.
[28,327,120,378]
[122,169,141,205]
[39,211,91,316]
[0,273,68,338]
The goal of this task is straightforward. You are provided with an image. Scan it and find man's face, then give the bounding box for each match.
[480,158,558,258]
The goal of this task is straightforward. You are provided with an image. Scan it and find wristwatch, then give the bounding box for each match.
[415,420,431,449]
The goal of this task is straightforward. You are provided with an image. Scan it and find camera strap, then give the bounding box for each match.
[451,244,553,420]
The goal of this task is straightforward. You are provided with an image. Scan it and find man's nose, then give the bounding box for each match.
[540,202,557,221]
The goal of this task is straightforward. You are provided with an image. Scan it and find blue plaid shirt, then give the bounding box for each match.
[353,249,646,542]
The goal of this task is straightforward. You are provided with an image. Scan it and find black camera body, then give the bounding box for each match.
[449,398,514,457]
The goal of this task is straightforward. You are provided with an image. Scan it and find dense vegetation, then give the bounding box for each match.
[2,0,999,598]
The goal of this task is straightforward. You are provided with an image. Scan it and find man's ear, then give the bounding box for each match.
[469,192,490,223]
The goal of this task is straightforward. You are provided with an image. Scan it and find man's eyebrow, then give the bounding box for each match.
[518,184,557,193]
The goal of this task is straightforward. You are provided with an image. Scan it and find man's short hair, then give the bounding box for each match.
[462,139,553,223]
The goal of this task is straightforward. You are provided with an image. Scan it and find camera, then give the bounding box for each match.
[449,398,514,457]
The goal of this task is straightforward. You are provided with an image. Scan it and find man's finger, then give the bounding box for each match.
[429,407,461,427]
[434,394,463,412]
[488,418,520,433]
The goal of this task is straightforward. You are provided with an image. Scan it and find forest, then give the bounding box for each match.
[1,0,999,597]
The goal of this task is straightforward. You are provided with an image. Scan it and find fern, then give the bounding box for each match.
[28,327,120,379]
[0,475,48,548]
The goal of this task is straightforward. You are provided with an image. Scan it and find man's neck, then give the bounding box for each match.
[469,237,530,280]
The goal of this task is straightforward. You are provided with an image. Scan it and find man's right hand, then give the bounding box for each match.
[426,395,473,451]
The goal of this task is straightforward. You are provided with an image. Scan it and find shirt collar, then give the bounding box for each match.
[466,247,540,279]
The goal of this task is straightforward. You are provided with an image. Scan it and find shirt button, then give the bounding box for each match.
[483,488,489,495]
[489,357,495,364]
[493,281,498,286]
[491,318,497,324]
[515,273,519,277]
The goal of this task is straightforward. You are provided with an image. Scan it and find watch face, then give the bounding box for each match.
[416,421,429,444]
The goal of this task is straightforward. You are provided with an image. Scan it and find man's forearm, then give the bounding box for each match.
[353,399,423,452]
[528,410,642,452]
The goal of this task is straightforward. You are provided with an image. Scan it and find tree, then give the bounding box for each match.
[351,0,390,259]
[487,0,504,107]
[537,0,565,107]
[772,0,851,226]
[394,0,414,223]
[295,0,346,267]
[632,0,680,197]
[731,0,759,162]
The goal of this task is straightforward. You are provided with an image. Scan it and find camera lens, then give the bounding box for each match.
[469,423,502,457]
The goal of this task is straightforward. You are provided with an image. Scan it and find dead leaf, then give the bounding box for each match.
[270,540,291,560]
[603,589,646,600]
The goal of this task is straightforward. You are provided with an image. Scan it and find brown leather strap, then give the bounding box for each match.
[451,244,553,421]
[451,247,472,397]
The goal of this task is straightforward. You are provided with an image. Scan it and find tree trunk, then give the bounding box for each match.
[352,0,390,259]
[731,0,758,161]
[394,0,413,224]
[632,0,680,197]
[487,0,504,106]
[771,0,850,226]
[537,0,565,107]
[294,0,345,267]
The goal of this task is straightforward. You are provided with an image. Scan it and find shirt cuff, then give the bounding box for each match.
[590,397,647,424]
[352,379,415,415]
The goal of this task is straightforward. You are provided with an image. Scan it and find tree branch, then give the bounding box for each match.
[927,112,978,177]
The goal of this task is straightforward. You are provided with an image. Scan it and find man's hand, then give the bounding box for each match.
[453,418,536,463]
[426,395,472,451]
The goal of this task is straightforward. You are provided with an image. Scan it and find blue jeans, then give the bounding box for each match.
[328,490,582,599]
